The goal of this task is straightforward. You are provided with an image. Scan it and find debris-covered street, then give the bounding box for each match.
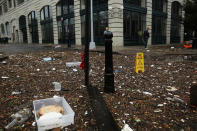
[0,45,197,130]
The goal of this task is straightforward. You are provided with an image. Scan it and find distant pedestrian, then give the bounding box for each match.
[144,28,150,48]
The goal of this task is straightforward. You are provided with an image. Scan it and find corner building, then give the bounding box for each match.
[0,0,184,47]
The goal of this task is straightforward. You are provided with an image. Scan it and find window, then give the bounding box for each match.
[28,11,39,43]
[172,2,181,17]
[69,0,74,14]
[3,1,8,13]
[6,22,10,36]
[40,5,54,43]
[171,2,181,43]
[1,24,5,35]
[124,11,146,45]
[41,9,44,21]
[56,0,75,44]
[0,6,2,15]
[49,6,52,18]
[13,0,16,7]
[80,0,85,10]
[123,0,146,45]
[152,0,167,12]
[124,0,146,7]
[8,0,12,8]
[17,0,24,5]
[152,16,166,44]
[28,14,31,25]
[56,2,61,16]
[45,6,49,18]
[80,0,108,45]
[152,0,167,44]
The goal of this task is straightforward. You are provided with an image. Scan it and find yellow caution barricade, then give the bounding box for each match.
[135,53,144,73]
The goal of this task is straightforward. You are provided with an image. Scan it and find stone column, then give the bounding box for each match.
[166,1,172,45]
[36,9,42,44]
[108,0,124,47]
[12,0,14,8]
[52,4,58,44]
[15,17,20,43]
[146,0,152,46]
[74,0,82,46]
[26,14,31,44]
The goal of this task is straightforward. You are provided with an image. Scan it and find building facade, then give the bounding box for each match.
[0,0,184,47]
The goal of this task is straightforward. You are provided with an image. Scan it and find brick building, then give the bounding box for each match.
[0,0,184,47]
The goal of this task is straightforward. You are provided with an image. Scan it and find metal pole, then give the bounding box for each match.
[89,0,95,49]
[90,0,93,42]
[104,28,114,93]
[84,0,90,86]
[61,0,64,44]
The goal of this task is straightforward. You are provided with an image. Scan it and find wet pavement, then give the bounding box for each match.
[0,43,196,56]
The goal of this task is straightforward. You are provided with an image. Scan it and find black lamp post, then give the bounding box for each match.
[104,28,114,93]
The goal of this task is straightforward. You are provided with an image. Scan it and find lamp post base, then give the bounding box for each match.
[104,73,114,93]
[89,42,96,50]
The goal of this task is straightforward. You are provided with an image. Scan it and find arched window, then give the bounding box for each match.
[123,0,146,46]
[80,0,108,45]
[152,0,167,45]
[40,5,54,43]
[1,24,5,35]
[19,15,27,43]
[56,0,75,45]
[28,11,39,43]
[5,22,10,36]
[171,1,182,44]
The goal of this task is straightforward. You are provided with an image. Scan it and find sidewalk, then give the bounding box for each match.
[0,43,196,56]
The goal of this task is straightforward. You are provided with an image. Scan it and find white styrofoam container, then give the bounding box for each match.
[66,62,81,67]
[33,97,75,131]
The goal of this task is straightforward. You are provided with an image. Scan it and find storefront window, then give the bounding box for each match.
[19,15,27,43]
[152,0,167,13]
[80,0,85,10]
[123,0,146,45]
[56,0,75,44]
[152,0,167,44]
[28,11,39,43]
[171,2,181,43]
[80,0,108,45]
[124,11,146,45]
[40,5,54,43]
[152,16,166,44]
[56,2,61,16]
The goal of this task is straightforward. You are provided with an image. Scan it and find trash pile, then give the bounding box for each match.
[0,50,196,130]
[88,52,197,130]
[0,51,92,130]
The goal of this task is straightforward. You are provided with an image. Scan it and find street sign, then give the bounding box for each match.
[135,53,144,73]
